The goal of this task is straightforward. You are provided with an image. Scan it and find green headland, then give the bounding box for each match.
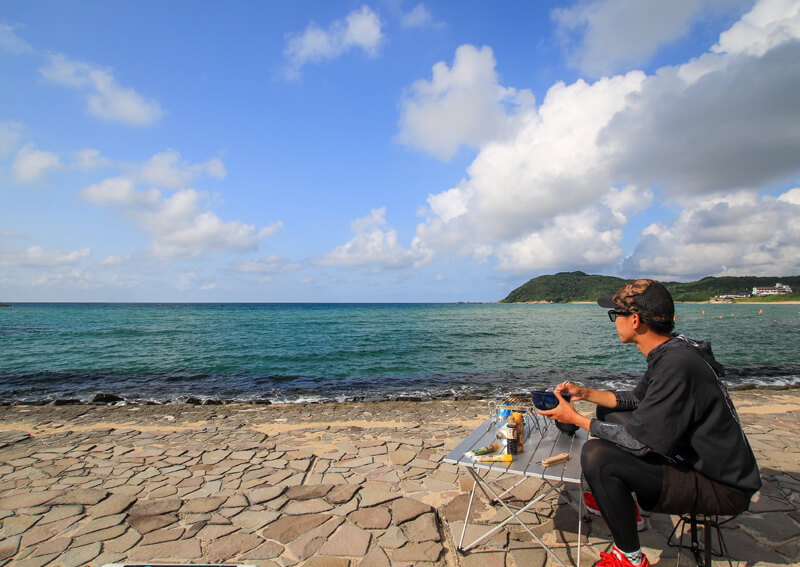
[500,272,800,303]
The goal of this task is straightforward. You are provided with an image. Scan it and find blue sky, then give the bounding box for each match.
[1,0,799,302]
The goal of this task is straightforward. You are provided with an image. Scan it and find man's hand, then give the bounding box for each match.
[555,381,618,409]
[555,381,587,401]
[539,390,592,431]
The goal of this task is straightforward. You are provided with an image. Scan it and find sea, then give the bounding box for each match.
[1,302,799,405]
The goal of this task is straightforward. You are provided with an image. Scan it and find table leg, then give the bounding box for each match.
[458,469,568,566]
[458,472,480,550]
[542,479,584,566]
[577,481,583,567]
[474,475,568,567]
[494,475,531,503]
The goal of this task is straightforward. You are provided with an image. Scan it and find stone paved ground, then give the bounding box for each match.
[0,390,798,566]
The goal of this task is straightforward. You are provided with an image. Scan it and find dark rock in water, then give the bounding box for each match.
[248,398,272,405]
[90,393,125,404]
[202,398,223,405]
[184,397,203,405]
[52,398,83,406]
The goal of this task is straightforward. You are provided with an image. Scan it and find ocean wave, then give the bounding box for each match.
[1,366,798,406]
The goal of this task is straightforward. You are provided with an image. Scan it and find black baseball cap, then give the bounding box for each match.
[598,279,674,323]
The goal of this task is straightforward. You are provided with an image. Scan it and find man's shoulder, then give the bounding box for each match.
[648,337,722,387]
[647,338,706,373]
[649,336,694,360]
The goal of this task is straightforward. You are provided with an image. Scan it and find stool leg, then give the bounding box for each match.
[677,517,685,567]
[671,513,736,567]
[670,515,689,567]
[721,527,734,567]
[690,516,704,565]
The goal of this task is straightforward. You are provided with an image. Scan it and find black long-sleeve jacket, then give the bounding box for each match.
[589,335,761,493]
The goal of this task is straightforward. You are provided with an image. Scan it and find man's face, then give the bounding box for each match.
[613,311,637,343]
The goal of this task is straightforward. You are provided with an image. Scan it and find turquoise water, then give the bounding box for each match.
[1,303,799,403]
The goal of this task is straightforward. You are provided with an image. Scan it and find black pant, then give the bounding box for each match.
[582,408,752,553]
[582,408,665,553]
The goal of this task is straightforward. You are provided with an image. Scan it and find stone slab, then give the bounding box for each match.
[127,538,203,560]
[317,524,371,557]
[391,541,444,562]
[349,505,391,529]
[391,497,434,524]
[261,513,331,543]
[205,532,264,563]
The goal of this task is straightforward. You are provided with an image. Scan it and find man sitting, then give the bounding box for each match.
[540,279,761,567]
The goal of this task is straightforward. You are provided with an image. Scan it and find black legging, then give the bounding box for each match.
[582,408,667,552]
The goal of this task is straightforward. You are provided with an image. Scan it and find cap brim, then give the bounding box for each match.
[597,295,616,308]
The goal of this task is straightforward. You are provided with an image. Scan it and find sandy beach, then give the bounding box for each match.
[1,390,799,566]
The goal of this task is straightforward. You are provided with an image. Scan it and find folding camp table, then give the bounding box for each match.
[443,411,588,566]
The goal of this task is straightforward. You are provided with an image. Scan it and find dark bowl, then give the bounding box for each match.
[531,390,571,411]
[555,421,579,435]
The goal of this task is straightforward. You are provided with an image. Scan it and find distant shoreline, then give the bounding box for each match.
[509,300,800,305]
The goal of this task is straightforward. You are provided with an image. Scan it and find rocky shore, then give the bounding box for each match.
[1,390,798,566]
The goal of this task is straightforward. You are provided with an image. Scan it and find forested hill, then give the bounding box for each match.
[500,272,800,303]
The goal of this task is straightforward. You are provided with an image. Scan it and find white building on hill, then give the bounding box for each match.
[752,283,793,296]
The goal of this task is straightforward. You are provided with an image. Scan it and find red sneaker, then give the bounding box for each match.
[583,492,645,531]
[596,546,651,566]
[583,491,602,516]
[634,502,646,532]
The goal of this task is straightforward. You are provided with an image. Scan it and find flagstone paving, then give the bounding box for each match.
[0,390,798,566]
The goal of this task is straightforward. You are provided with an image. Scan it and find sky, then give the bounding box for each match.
[1,0,799,302]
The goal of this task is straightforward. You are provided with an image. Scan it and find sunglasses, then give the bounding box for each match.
[608,309,632,322]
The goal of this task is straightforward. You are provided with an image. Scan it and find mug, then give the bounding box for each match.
[497,403,512,419]
[488,400,512,422]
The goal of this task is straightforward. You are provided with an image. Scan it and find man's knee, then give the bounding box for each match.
[596,406,634,425]
[581,438,609,471]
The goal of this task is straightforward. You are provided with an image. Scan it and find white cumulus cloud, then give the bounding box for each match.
[284,5,383,79]
[12,143,61,182]
[39,53,164,126]
[426,187,470,223]
[397,45,535,161]
[30,269,93,288]
[714,0,800,56]
[0,245,91,267]
[81,151,281,260]
[778,187,800,204]
[417,68,645,246]
[401,4,440,29]
[83,176,160,206]
[317,207,429,270]
[409,0,800,278]
[138,149,226,188]
[601,42,800,195]
[553,0,751,76]
[495,206,625,273]
[622,189,800,279]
